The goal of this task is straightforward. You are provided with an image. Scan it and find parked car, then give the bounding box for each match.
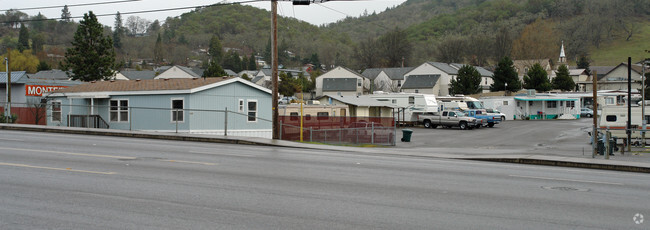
[485,109,507,121]
[418,110,477,130]
[581,108,593,118]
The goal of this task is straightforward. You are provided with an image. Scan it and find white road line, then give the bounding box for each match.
[160,159,216,166]
[0,137,23,141]
[0,162,116,175]
[189,150,256,157]
[509,174,624,186]
[0,147,137,160]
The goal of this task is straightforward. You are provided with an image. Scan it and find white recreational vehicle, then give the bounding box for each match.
[598,95,649,139]
[437,95,484,111]
[368,92,439,125]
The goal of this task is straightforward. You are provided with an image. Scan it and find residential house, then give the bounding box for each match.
[154,65,201,79]
[362,67,414,93]
[115,70,156,81]
[584,63,646,91]
[27,69,71,81]
[403,62,458,96]
[46,77,272,138]
[315,66,368,97]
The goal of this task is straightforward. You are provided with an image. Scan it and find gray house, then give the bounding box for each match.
[47,77,272,138]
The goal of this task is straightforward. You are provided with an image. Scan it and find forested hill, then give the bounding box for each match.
[1,0,649,73]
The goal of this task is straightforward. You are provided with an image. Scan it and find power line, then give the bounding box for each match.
[0,0,143,12]
[1,0,265,24]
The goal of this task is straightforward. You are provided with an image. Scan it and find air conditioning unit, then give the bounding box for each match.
[527,89,536,97]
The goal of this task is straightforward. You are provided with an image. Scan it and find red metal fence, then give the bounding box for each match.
[279,116,396,145]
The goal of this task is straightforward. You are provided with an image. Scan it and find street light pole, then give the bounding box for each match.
[504,82,508,96]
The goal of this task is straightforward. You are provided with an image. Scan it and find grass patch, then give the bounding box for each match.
[591,21,650,66]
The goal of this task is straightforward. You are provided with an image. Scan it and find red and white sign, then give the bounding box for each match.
[25,85,68,96]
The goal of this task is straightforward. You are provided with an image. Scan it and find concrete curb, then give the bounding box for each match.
[2,124,650,173]
[467,158,650,173]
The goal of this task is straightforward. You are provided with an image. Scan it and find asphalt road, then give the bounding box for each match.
[1,130,649,229]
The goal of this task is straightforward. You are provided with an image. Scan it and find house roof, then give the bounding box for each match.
[0,71,28,84]
[568,69,587,76]
[383,67,414,80]
[591,66,615,80]
[449,63,493,77]
[251,75,265,84]
[322,78,358,91]
[175,65,201,78]
[427,62,458,75]
[28,70,70,80]
[224,69,237,76]
[401,74,440,89]
[361,68,383,80]
[50,77,272,97]
[322,94,398,108]
[120,70,156,80]
[191,67,204,77]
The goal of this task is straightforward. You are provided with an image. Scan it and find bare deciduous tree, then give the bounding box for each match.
[125,16,151,36]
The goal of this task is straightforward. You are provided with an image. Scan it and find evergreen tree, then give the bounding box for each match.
[61,5,71,23]
[241,73,251,81]
[248,53,257,70]
[309,53,321,69]
[30,13,46,32]
[552,65,575,91]
[113,12,124,49]
[490,56,522,92]
[523,63,552,92]
[450,65,482,95]
[222,50,242,73]
[279,72,299,96]
[31,33,45,53]
[18,23,29,52]
[153,33,164,64]
[36,61,51,71]
[202,59,226,78]
[241,55,249,72]
[577,55,591,76]
[61,11,117,81]
[208,35,223,64]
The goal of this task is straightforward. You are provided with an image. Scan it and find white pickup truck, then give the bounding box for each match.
[418,110,478,130]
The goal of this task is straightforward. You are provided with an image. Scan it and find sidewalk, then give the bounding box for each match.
[1,123,649,173]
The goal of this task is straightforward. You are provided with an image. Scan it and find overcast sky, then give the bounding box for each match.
[5,0,407,27]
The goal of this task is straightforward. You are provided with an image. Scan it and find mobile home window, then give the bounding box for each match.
[415,90,419,93]
[503,101,509,106]
[247,100,257,122]
[567,101,575,107]
[357,79,362,87]
[171,99,184,122]
[408,96,415,105]
[290,112,299,121]
[110,99,129,122]
[606,115,617,122]
[51,101,61,122]
[239,99,244,113]
[317,112,328,120]
[547,101,557,108]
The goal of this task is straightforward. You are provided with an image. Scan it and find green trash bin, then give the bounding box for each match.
[401,129,413,142]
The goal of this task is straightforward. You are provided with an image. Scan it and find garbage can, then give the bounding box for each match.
[401,129,413,142]
[597,138,616,155]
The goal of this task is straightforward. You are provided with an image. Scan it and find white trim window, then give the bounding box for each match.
[110,99,129,122]
[171,98,184,122]
[247,100,257,122]
[239,99,244,113]
[51,101,62,122]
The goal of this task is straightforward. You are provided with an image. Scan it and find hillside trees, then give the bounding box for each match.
[511,18,557,60]
[18,23,29,52]
[61,11,117,81]
[113,12,124,49]
[378,27,412,67]
[61,5,71,23]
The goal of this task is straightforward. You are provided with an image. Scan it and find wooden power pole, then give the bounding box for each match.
[271,0,279,139]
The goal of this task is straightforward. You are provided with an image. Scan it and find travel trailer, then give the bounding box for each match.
[368,92,439,125]
[437,95,484,111]
[598,96,649,139]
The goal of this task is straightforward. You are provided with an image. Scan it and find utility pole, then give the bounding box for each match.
[592,70,597,158]
[271,0,279,139]
[627,57,631,152]
[5,48,10,119]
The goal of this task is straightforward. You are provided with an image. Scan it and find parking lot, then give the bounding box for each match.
[393,118,650,162]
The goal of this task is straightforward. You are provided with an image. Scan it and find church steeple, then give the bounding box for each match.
[559,40,566,64]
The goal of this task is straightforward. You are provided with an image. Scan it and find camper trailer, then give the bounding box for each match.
[437,95,484,111]
[368,92,439,125]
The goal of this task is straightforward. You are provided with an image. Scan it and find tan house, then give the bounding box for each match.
[512,59,553,81]
[584,63,647,91]
[315,66,369,97]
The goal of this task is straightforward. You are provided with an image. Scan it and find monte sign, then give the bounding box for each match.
[25,85,68,97]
